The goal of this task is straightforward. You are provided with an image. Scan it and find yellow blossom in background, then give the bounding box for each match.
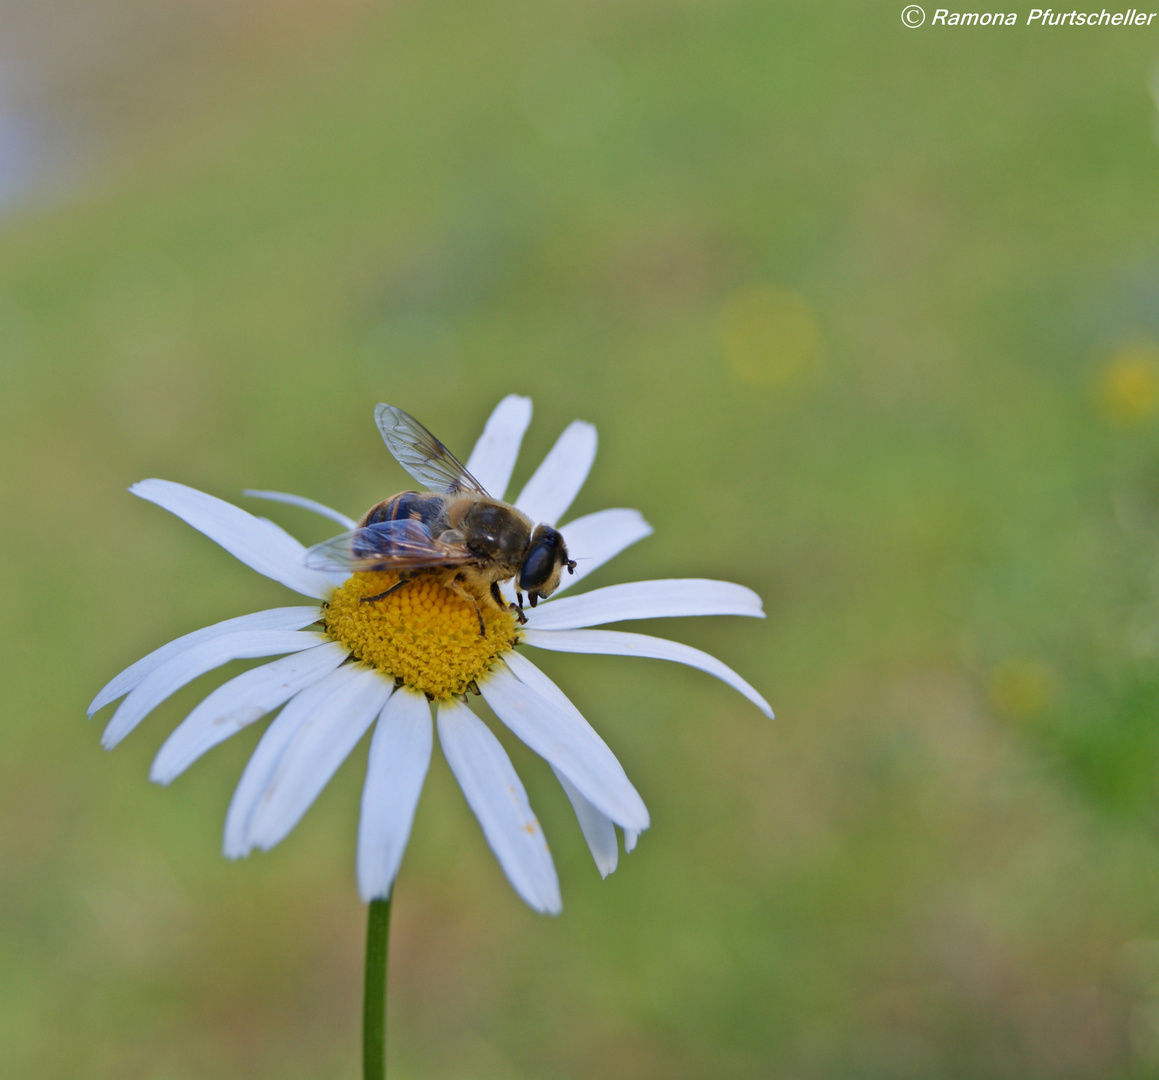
[720,283,823,388]
[988,659,1054,722]
[1098,343,1159,426]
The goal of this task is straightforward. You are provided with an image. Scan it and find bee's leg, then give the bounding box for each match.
[449,574,487,636]
[515,590,525,618]
[360,575,411,605]
[497,581,527,624]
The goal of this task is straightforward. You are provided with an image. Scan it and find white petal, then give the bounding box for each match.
[150,641,350,784]
[480,663,648,831]
[501,650,622,876]
[555,509,653,594]
[436,699,561,915]
[244,665,392,852]
[526,578,766,630]
[514,420,597,526]
[88,606,321,716]
[243,490,357,530]
[357,689,433,901]
[552,768,618,878]
[102,630,328,749]
[464,395,533,500]
[224,664,362,857]
[624,829,639,853]
[131,479,343,598]
[520,628,774,719]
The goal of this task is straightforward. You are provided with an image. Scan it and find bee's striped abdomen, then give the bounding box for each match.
[361,491,448,532]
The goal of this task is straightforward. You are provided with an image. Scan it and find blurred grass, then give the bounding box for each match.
[5,0,1159,1076]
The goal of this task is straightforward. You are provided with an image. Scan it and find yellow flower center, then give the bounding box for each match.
[323,572,519,700]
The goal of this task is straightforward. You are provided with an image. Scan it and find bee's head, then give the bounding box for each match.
[519,525,576,607]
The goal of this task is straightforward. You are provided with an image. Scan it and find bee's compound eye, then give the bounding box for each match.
[518,542,555,593]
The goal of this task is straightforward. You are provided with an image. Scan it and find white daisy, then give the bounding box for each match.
[90,396,772,914]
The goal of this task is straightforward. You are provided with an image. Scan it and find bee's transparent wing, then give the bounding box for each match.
[375,404,489,496]
[305,518,476,574]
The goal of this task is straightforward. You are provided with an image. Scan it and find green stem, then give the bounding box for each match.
[363,896,392,1080]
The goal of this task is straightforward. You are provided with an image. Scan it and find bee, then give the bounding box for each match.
[306,404,576,635]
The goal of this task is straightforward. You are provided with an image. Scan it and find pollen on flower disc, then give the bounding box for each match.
[324,572,519,700]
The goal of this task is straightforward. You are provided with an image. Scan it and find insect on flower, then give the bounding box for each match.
[306,404,578,634]
[89,396,772,913]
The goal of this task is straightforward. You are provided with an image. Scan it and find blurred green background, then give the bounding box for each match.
[4,1,1159,1076]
